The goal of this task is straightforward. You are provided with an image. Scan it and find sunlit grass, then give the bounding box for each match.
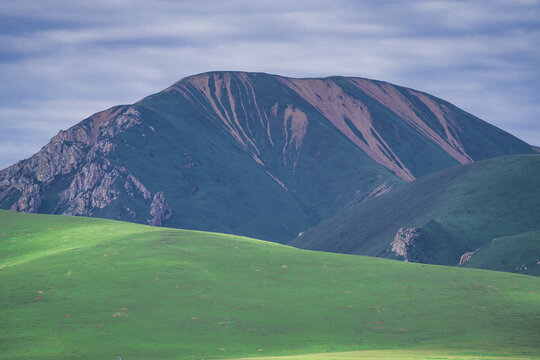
[1,210,539,359]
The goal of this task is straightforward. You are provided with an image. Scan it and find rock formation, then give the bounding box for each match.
[391,227,421,262]
[459,251,476,265]
[0,105,170,222]
[147,192,173,226]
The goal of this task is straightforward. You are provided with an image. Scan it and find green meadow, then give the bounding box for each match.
[234,349,539,360]
[0,210,539,359]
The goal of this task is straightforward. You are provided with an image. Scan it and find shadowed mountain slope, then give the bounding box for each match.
[0,72,535,242]
[291,155,540,275]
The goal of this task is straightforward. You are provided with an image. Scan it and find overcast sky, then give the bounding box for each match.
[1,0,539,169]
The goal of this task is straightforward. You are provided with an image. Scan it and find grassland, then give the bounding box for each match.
[1,210,539,359]
[234,349,539,360]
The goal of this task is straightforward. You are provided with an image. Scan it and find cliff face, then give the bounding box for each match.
[391,227,421,262]
[0,106,164,223]
[0,71,535,242]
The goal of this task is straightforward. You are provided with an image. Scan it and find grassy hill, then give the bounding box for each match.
[292,154,540,275]
[1,210,539,359]
[462,230,540,275]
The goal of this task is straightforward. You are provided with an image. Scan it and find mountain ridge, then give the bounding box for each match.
[0,71,535,242]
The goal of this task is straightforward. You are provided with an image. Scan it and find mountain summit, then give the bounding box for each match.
[0,71,534,242]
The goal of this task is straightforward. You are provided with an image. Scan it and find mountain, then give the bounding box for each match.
[0,71,535,243]
[1,210,539,359]
[291,154,540,275]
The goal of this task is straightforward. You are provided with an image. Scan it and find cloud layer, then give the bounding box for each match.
[1,0,539,168]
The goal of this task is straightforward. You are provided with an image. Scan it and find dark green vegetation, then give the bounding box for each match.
[0,72,535,244]
[463,230,540,276]
[292,155,540,275]
[1,210,539,359]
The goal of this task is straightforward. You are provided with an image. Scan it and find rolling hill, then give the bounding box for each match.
[291,154,540,275]
[0,210,539,359]
[0,71,535,243]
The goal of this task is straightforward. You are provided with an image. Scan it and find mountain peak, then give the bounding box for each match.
[0,72,535,242]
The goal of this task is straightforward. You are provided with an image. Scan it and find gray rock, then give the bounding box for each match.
[147,191,172,226]
[0,106,143,216]
[390,227,421,262]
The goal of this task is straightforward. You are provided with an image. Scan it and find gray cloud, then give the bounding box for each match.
[1,0,539,168]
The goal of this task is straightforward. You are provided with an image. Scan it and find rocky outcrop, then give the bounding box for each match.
[147,192,172,226]
[391,227,421,262]
[60,161,122,215]
[0,106,142,215]
[12,183,41,213]
[0,103,169,225]
[459,251,476,265]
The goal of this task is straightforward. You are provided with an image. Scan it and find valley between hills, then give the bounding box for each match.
[0,72,539,359]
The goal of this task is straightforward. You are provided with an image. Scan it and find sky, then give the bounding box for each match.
[1,0,539,169]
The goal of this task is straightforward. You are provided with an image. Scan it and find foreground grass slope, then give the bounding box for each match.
[292,155,540,274]
[1,210,539,360]
[234,349,540,360]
